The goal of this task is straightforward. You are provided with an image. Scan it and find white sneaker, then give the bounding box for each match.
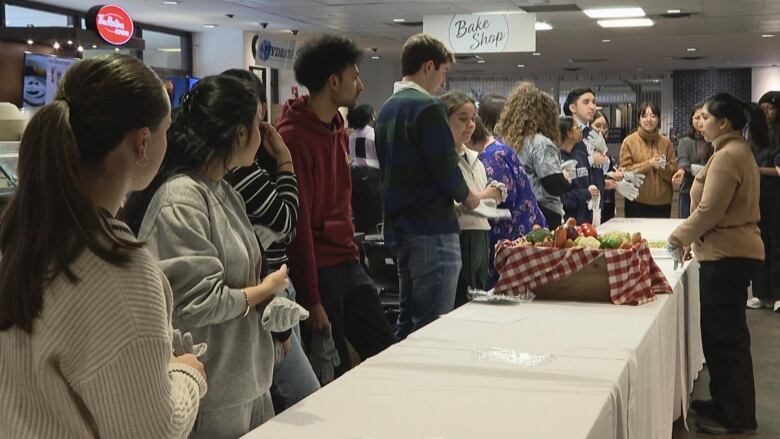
[747,297,772,309]
[774,301,780,312]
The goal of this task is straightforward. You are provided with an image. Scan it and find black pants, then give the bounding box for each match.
[308,259,396,378]
[351,166,383,234]
[753,191,780,300]
[540,206,562,228]
[700,258,759,428]
[624,200,671,218]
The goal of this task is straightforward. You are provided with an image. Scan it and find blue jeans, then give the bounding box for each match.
[392,233,461,340]
[679,193,691,219]
[271,282,320,411]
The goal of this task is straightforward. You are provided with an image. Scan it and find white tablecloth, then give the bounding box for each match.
[244,219,705,439]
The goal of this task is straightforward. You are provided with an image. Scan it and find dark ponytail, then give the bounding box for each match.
[123,74,259,234]
[0,54,169,333]
[706,93,769,152]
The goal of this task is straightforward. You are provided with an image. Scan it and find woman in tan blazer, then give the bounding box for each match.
[668,93,766,435]
[619,102,677,218]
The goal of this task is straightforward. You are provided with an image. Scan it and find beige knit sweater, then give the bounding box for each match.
[0,218,205,438]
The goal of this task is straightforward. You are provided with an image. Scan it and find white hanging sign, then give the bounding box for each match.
[423,13,536,54]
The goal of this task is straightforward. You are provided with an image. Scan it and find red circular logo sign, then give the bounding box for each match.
[91,5,134,46]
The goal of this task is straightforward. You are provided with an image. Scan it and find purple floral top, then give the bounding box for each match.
[479,140,547,288]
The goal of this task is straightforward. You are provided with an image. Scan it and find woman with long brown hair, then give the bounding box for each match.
[499,81,568,226]
[0,54,206,438]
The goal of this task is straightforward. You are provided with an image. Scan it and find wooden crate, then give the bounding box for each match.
[532,253,611,302]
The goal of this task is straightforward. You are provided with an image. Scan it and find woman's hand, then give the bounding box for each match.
[480,186,502,202]
[672,169,685,185]
[261,122,292,164]
[170,353,207,382]
[246,265,289,306]
[588,185,600,200]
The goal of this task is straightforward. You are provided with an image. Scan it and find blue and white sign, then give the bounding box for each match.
[252,34,296,70]
[424,13,536,54]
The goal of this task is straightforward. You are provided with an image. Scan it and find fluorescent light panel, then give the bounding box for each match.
[584,7,645,19]
[597,18,653,28]
[535,22,553,30]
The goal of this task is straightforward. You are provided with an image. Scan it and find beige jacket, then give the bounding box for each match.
[619,129,678,205]
[669,132,764,261]
[456,147,492,231]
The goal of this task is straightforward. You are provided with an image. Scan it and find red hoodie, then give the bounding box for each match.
[276,96,358,308]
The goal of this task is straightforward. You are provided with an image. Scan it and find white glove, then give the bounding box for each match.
[562,169,573,183]
[583,130,608,154]
[615,180,640,201]
[172,329,208,358]
[488,180,508,202]
[666,242,684,270]
[623,171,646,189]
[561,159,578,175]
[261,296,310,332]
[587,196,600,211]
[690,163,704,177]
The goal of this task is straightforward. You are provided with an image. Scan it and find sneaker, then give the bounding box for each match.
[694,413,756,435]
[746,297,771,309]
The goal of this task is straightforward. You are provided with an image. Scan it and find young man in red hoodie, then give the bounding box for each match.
[276,34,395,379]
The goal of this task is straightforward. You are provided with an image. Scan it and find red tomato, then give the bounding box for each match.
[580,223,598,238]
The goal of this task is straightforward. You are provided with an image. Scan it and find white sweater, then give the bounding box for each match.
[0,217,205,439]
[456,147,492,231]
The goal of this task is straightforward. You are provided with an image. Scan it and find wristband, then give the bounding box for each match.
[242,289,251,317]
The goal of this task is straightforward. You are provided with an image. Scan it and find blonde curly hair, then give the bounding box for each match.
[497,81,561,152]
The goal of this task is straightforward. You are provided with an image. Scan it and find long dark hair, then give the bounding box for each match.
[123,75,259,233]
[684,102,705,139]
[478,94,506,134]
[558,116,576,142]
[636,101,661,131]
[706,93,769,154]
[0,54,169,333]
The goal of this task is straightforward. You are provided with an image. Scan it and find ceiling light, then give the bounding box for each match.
[584,7,645,19]
[157,48,182,52]
[476,59,486,64]
[77,45,84,52]
[686,47,697,52]
[91,44,98,48]
[370,55,380,60]
[762,34,776,38]
[667,9,681,14]
[532,52,541,56]
[601,39,611,43]
[517,64,525,68]
[597,18,654,28]
[203,24,217,29]
[26,39,33,45]
[474,10,525,15]
[52,41,60,49]
[66,40,73,45]
[114,47,120,52]
[392,18,405,23]
[163,0,180,4]
[535,22,553,30]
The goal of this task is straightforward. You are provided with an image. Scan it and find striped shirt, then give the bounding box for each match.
[228,163,299,270]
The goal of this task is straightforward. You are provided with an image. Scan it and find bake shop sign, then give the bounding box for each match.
[423,13,536,54]
[86,5,134,46]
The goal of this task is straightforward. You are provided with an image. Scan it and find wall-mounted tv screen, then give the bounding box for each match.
[22,53,78,108]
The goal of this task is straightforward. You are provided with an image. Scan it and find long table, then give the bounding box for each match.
[244,219,705,439]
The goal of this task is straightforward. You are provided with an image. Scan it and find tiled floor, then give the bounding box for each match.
[673,307,780,438]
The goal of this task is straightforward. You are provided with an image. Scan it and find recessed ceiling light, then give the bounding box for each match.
[52,41,60,49]
[686,47,697,52]
[114,47,120,52]
[667,9,681,14]
[597,18,654,28]
[91,44,98,48]
[203,24,217,29]
[163,0,180,4]
[66,40,73,45]
[392,18,405,23]
[532,52,541,56]
[517,64,525,68]
[476,59,486,64]
[762,34,776,38]
[77,45,84,52]
[26,39,33,45]
[535,22,553,31]
[370,55,380,60]
[584,7,645,19]
[601,39,611,43]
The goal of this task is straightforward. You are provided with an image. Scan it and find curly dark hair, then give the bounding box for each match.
[123,75,259,233]
[294,34,362,94]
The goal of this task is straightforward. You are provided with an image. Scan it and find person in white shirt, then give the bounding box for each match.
[348,104,383,233]
[441,91,503,307]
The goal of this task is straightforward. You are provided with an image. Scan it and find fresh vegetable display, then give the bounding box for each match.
[511,220,646,251]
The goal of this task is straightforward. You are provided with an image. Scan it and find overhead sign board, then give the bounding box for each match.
[86,4,134,46]
[423,13,536,54]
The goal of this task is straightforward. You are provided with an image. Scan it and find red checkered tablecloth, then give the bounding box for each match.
[493,240,672,305]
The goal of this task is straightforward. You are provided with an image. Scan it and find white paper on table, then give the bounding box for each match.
[443,307,529,324]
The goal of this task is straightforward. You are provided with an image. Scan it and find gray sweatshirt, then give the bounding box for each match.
[139,173,274,411]
[519,133,565,216]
